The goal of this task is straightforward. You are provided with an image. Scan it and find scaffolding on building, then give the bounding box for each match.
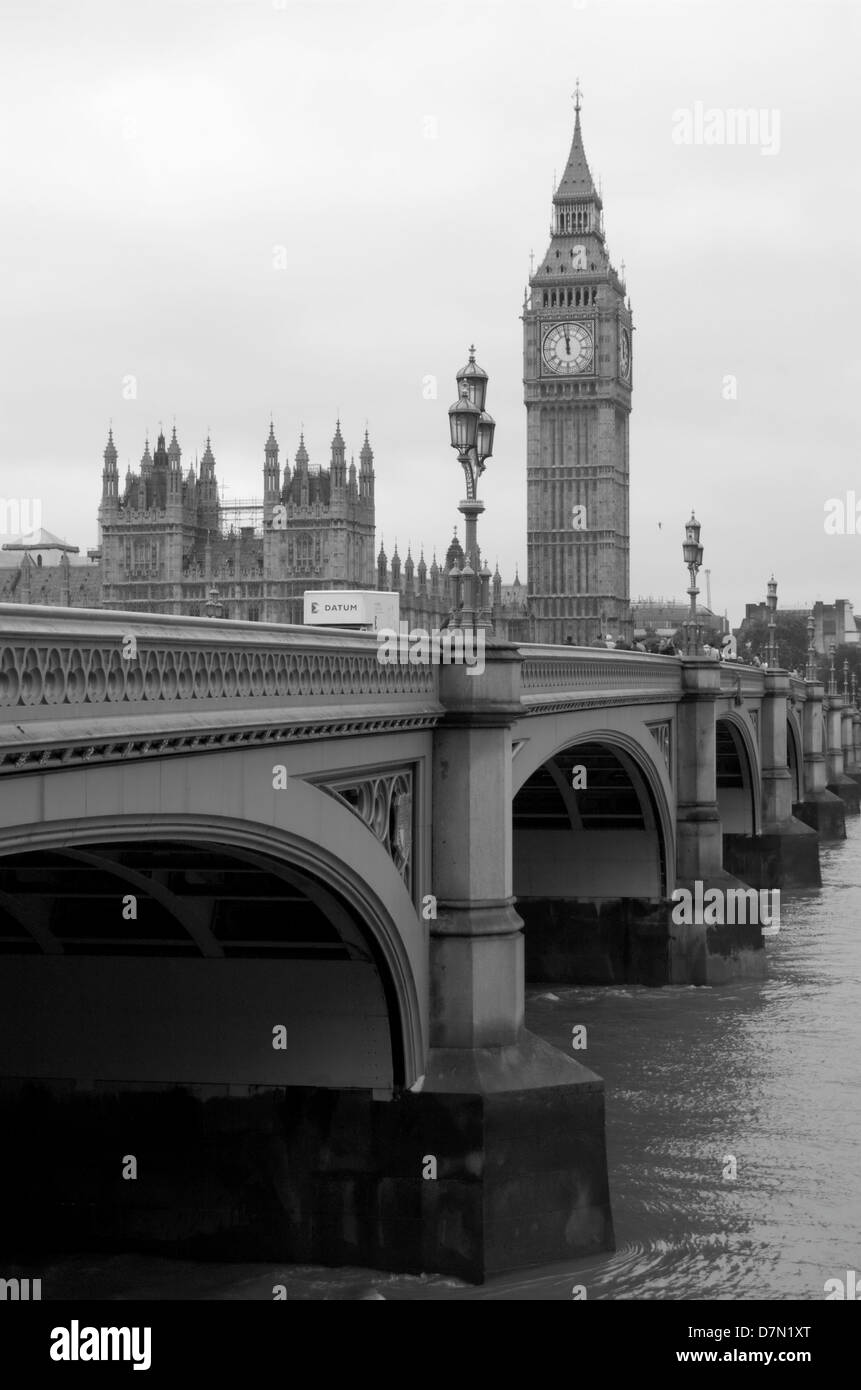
[217,498,265,538]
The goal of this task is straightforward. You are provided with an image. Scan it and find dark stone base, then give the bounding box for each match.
[793,793,846,839]
[723,817,821,889]
[520,896,677,986]
[0,1034,613,1284]
[519,893,765,987]
[828,776,861,813]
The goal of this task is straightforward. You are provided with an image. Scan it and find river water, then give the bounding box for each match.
[38,820,861,1301]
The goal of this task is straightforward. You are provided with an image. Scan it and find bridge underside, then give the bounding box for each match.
[0,833,610,1282]
[514,740,680,985]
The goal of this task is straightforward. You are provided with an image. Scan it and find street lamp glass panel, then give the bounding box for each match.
[456,351,488,412]
[448,393,480,452]
[476,411,496,462]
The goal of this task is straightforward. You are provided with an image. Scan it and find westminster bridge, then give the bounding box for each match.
[0,604,858,1283]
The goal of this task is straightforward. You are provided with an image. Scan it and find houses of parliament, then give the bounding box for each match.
[1,96,631,642]
[2,417,530,636]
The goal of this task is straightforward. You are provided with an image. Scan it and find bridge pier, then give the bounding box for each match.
[841,703,861,788]
[825,694,860,813]
[846,708,861,790]
[792,679,846,838]
[677,660,766,981]
[419,646,614,1279]
[724,669,821,888]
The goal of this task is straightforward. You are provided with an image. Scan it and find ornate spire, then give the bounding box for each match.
[140,435,152,469]
[168,425,181,464]
[553,81,599,204]
[103,428,117,467]
[265,420,279,456]
[295,432,309,469]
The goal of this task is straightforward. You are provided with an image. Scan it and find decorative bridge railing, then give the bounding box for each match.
[0,605,441,776]
[716,662,810,705]
[0,606,801,775]
[518,645,683,712]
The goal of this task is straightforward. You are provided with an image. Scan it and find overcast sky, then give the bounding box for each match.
[1,0,859,619]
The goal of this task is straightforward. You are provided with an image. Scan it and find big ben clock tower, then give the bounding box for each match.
[523,87,632,645]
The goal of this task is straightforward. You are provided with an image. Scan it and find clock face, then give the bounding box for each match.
[619,327,631,382]
[542,321,594,376]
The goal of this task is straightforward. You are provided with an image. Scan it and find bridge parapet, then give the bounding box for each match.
[789,674,809,703]
[518,645,682,711]
[718,661,767,700]
[0,603,441,774]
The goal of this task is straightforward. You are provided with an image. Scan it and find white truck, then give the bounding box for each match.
[302,590,399,632]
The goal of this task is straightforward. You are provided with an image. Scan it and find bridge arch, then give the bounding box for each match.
[715,712,761,836]
[511,725,675,983]
[0,753,427,1091]
[513,726,674,893]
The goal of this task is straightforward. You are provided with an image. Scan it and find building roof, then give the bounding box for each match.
[1,527,81,556]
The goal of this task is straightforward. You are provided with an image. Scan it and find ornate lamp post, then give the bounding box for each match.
[448,347,495,629]
[766,574,778,667]
[682,511,704,656]
[805,612,817,681]
[828,640,837,697]
[843,658,850,702]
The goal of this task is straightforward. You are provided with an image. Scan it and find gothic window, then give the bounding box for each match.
[297,532,312,569]
[543,292,548,307]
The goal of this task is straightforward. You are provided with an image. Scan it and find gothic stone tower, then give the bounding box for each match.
[523,92,632,645]
[262,421,375,623]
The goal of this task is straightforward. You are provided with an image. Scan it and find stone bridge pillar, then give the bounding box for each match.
[760,670,794,828]
[794,680,846,837]
[676,659,765,980]
[842,703,860,786]
[850,708,861,785]
[676,659,725,885]
[826,695,860,812]
[414,638,613,1280]
[724,668,820,889]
